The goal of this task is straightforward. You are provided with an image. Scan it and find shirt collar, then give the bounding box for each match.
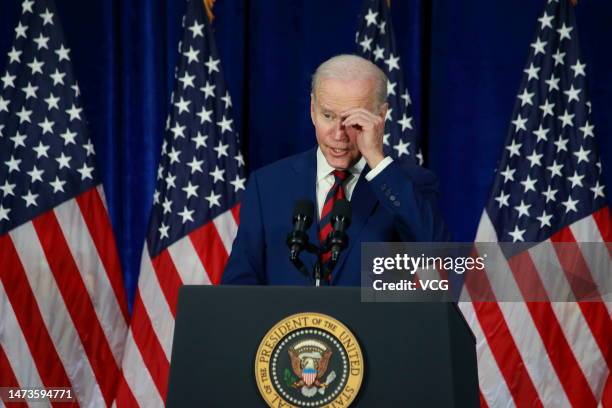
[316,147,366,183]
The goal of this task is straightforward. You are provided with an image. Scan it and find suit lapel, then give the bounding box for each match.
[291,149,319,278]
[331,168,378,284]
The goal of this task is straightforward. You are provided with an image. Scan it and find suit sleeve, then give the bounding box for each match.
[221,171,266,284]
[366,160,451,242]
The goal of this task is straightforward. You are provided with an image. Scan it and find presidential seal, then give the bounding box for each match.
[255,312,364,408]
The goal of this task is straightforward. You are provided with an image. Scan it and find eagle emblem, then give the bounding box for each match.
[288,339,337,397]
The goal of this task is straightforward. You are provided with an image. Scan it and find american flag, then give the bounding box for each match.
[114,0,244,405]
[0,0,129,406]
[355,0,423,164]
[459,0,611,406]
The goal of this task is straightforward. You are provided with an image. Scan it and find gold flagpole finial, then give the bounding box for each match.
[204,0,215,22]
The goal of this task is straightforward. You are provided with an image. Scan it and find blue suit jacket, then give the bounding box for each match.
[221,148,449,286]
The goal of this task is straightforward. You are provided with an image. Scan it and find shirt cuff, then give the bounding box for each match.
[365,156,393,181]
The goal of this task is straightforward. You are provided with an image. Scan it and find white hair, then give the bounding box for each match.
[311,54,388,108]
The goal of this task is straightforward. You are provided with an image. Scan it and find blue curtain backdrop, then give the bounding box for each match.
[1,0,610,308]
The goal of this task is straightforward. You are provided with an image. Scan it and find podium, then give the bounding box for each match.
[166,286,478,407]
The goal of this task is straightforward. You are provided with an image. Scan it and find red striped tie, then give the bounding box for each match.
[319,170,350,265]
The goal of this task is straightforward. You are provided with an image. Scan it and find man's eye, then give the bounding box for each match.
[323,113,332,119]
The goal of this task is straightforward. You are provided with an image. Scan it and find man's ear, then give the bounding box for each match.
[310,94,316,125]
[378,102,388,121]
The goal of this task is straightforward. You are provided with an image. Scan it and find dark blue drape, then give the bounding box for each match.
[1,0,610,308]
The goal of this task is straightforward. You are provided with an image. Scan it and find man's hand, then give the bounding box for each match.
[341,107,386,169]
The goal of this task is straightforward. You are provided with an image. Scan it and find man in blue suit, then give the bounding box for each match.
[222,55,449,285]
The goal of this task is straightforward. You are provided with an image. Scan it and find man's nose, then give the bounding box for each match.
[333,120,348,140]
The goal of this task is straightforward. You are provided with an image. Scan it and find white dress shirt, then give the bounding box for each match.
[315,147,393,219]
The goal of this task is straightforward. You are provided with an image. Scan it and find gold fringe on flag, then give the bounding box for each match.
[204,0,215,22]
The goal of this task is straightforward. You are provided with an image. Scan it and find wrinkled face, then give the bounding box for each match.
[311,77,379,170]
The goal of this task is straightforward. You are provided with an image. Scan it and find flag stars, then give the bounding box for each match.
[50,69,66,85]
[387,80,396,96]
[541,185,558,203]
[192,132,208,148]
[557,23,573,40]
[514,200,531,218]
[174,97,191,114]
[205,56,220,74]
[205,191,221,208]
[526,150,543,167]
[197,106,212,124]
[561,195,578,214]
[547,160,563,179]
[178,206,195,224]
[539,99,554,118]
[162,198,172,214]
[183,46,200,63]
[573,146,590,164]
[16,107,33,124]
[77,164,94,180]
[45,93,60,110]
[384,54,400,72]
[33,142,50,158]
[533,124,549,142]
[60,129,77,145]
[524,63,540,81]
[373,45,385,61]
[168,147,181,164]
[22,0,34,13]
[55,152,71,169]
[200,81,216,99]
[165,173,176,188]
[22,82,39,99]
[545,74,560,92]
[8,47,22,64]
[567,171,584,188]
[530,37,547,55]
[359,36,372,53]
[15,22,28,39]
[364,8,378,26]
[22,190,39,207]
[55,45,70,61]
[558,110,574,128]
[187,157,204,174]
[158,223,170,239]
[517,89,534,106]
[579,121,594,138]
[40,8,54,25]
[0,205,10,222]
[67,104,82,121]
[182,181,199,198]
[554,135,569,152]
[83,140,95,156]
[230,175,246,192]
[216,115,233,134]
[520,175,537,193]
[188,21,205,38]
[2,72,17,88]
[50,177,66,193]
[500,165,515,183]
[552,49,565,66]
[494,190,510,208]
[221,91,232,109]
[401,89,411,106]
[397,114,412,131]
[536,211,552,228]
[235,152,245,167]
[27,166,44,183]
[538,12,554,29]
[209,165,225,183]
[571,60,586,77]
[28,57,44,75]
[178,72,195,89]
[5,155,21,173]
[0,181,16,197]
[33,34,50,50]
[214,140,229,158]
[511,115,527,132]
[170,123,186,138]
[563,85,581,103]
[508,225,526,242]
[39,117,54,134]
[505,139,522,157]
[590,181,605,199]
[393,139,410,157]
[11,132,27,148]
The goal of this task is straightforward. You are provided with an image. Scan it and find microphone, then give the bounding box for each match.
[327,199,352,263]
[286,199,314,261]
